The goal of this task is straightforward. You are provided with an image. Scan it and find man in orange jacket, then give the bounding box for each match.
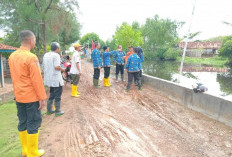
[8,30,47,157]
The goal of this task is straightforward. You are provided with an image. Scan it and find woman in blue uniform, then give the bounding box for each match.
[102,46,115,87]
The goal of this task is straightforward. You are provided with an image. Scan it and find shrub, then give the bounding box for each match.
[164,48,180,60]
[219,36,232,63]
[144,51,157,60]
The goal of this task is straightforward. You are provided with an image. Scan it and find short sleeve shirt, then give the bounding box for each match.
[70,51,81,74]
[43,51,64,87]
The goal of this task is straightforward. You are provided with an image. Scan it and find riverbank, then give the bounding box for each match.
[177,56,229,67]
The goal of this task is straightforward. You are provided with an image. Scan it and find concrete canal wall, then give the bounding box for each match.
[98,62,232,127]
[142,74,232,127]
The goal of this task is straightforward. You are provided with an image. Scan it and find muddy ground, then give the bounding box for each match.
[40,60,232,157]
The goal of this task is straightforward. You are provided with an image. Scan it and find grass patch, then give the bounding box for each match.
[177,56,229,67]
[0,101,21,157]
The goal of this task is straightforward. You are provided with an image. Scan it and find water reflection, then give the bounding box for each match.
[217,68,232,96]
[143,61,179,81]
[143,61,232,100]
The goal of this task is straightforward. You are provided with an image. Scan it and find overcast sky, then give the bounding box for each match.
[1,0,231,41]
[77,0,232,41]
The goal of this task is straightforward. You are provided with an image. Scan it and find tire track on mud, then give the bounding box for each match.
[40,60,232,157]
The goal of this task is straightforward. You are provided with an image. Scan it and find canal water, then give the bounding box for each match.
[143,61,232,101]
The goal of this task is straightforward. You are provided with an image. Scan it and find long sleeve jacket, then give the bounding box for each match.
[140,54,144,69]
[91,48,102,68]
[113,51,126,65]
[103,51,114,67]
[126,53,141,72]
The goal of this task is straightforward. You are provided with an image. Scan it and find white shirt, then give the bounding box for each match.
[70,51,81,74]
[43,51,64,87]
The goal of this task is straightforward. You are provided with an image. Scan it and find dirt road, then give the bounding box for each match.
[40,60,232,157]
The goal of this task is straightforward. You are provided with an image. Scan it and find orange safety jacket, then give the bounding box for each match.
[8,46,47,103]
[125,51,133,64]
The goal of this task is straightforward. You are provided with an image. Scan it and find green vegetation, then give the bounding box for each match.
[113,23,143,50]
[204,36,225,42]
[0,0,81,56]
[141,15,183,60]
[217,69,232,95]
[219,36,232,64]
[79,33,105,48]
[178,56,228,67]
[0,101,21,157]
[106,15,183,59]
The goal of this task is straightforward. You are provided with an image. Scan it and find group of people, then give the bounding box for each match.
[8,30,144,157]
[8,30,83,157]
[91,42,144,91]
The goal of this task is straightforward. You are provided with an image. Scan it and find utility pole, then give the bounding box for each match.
[179,0,197,79]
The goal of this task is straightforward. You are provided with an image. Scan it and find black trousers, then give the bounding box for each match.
[104,67,110,78]
[49,86,63,103]
[16,101,42,134]
[116,64,124,75]
[139,70,142,77]
[128,71,139,83]
[93,68,100,79]
[135,70,142,83]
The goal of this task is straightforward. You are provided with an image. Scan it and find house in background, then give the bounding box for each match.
[0,43,17,87]
[178,42,222,57]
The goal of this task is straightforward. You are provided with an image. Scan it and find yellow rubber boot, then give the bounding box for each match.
[53,104,56,111]
[76,85,81,95]
[107,77,112,86]
[71,84,80,98]
[104,78,110,87]
[19,130,27,157]
[103,78,106,87]
[27,132,45,157]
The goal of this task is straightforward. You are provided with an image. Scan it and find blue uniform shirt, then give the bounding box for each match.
[113,51,126,65]
[103,51,114,67]
[126,53,141,72]
[91,48,102,68]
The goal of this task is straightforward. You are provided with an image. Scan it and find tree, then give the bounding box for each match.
[183,31,201,40]
[142,15,183,60]
[113,23,143,51]
[204,36,225,42]
[218,36,232,63]
[132,21,141,31]
[79,33,105,49]
[0,0,80,59]
[222,21,232,27]
[105,38,117,51]
[56,11,81,51]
